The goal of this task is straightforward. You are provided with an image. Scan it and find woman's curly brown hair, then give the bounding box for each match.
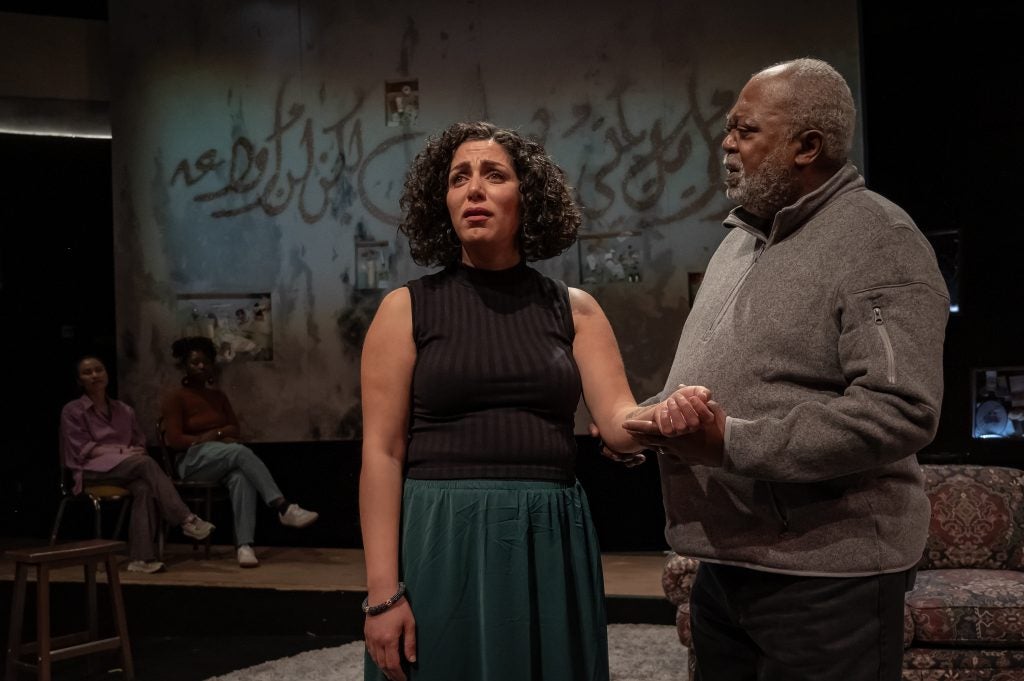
[399,121,581,267]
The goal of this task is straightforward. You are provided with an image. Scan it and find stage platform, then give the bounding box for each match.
[0,542,675,641]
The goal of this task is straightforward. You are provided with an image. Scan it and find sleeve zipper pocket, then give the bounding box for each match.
[872,306,897,384]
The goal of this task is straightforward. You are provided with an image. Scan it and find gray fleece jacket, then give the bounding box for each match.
[656,163,949,576]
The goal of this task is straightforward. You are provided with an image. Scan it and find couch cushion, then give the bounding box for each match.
[903,646,1024,675]
[906,569,1024,645]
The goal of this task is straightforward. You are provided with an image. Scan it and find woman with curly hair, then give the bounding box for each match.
[360,121,712,680]
[161,336,318,568]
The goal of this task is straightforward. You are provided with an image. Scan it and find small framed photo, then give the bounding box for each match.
[176,292,274,362]
[355,240,392,290]
[385,79,419,127]
[577,231,643,285]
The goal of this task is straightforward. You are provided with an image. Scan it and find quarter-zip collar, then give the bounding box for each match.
[723,162,865,246]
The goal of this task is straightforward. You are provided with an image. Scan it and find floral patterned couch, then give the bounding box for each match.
[662,464,1024,680]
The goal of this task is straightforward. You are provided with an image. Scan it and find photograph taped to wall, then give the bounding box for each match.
[355,240,393,290]
[578,231,642,285]
[971,366,1024,440]
[177,293,274,363]
[385,79,419,127]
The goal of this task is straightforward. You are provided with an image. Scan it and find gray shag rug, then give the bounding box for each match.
[205,623,686,681]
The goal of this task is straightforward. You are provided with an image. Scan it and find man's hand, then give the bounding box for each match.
[628,384,715,435]
[656,385,716,435]
[624,400,727,467]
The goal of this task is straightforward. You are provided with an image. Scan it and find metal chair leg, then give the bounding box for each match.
[91,497,103,537]
[112,498,130,539]
[49,497,71,545]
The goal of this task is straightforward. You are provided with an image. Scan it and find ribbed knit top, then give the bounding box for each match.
[405,261,581,482]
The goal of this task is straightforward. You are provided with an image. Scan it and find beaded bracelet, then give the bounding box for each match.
[362,582,407,616]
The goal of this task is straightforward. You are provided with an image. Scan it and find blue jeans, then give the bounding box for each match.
[178,441,283,546]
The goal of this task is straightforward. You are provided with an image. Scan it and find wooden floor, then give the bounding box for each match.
[0,542,671,599]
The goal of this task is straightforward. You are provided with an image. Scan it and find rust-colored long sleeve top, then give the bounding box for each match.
[161,385,238,450]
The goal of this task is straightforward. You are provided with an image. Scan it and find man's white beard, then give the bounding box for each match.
[725,145,800,218]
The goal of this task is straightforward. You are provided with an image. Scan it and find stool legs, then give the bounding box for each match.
[85,562,98,678]
[105,554,134,680]
[4,564,27,681]
[4,548,133,680]
[35,566,50,681]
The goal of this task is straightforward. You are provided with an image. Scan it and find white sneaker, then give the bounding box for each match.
[237,545,259,568]
[181,515,215,541]
[279,503,319,529]
[126,560,165,574]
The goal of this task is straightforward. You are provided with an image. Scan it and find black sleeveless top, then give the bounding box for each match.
[405,261,582,482]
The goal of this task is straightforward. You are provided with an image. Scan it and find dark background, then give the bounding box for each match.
[0,1,1021,551]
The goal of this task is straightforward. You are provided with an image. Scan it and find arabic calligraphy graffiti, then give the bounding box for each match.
[170,74,730,230]
[528,73,733,230]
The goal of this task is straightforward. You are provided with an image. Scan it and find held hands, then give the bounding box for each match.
[594,384,716,467]
[364,599,417,681]
[90,444,146,458]
[623,384,727,468]
[632,384,715,436]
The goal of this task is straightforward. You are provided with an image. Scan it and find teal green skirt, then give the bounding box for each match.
[365,479,609,681]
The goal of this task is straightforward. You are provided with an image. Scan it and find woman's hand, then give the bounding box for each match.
[364,600,417,681]
[588,423,646,467]
[192,430,217,445]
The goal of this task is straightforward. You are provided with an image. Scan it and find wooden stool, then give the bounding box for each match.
[4,539,134,681]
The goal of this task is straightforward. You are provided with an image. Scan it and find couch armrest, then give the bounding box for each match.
[662,552,701,607]
[920,465,1024,571]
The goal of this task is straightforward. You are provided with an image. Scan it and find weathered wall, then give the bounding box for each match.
[109,0,862,441]
[0,12,109,101]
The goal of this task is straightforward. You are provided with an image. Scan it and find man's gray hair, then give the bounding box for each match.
[761,58,856,164]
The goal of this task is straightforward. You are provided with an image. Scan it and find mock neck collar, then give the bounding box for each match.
[449,259,531,287]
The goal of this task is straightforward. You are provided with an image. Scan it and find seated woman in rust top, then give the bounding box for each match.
[60,355,214,573]
[160,336,318,568]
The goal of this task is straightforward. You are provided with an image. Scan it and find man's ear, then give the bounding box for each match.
[794,129,824,167]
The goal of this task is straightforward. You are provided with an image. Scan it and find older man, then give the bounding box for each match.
[626,58,949,680]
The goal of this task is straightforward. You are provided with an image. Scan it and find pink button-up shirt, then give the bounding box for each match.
[59,394,147,494]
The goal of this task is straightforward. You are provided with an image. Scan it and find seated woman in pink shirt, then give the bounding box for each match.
[60,355,214,573]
